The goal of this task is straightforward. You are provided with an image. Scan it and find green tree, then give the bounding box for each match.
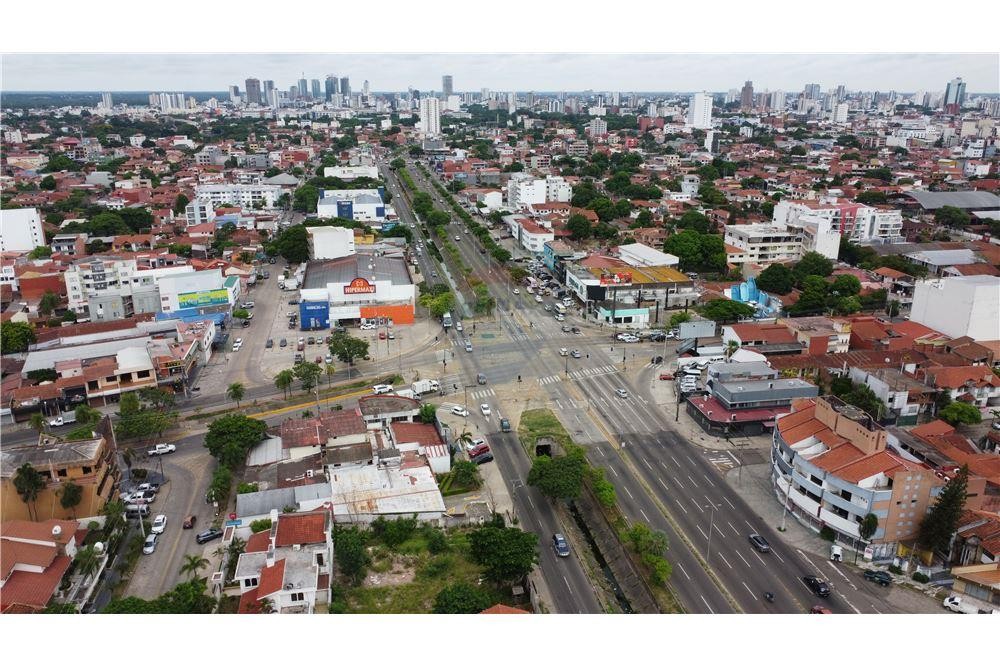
[527,448,587,500]
[433,583,493,614]
[231,308,250,320]
[452,460,481,489]
[173,193,190,215]
[418,403,438,424]
[40,174,57,190]
[566,214,592,240]
[371,516,418,548]
[755,263,794,294]
[855,190,888,205]
[677,210,711,233]
[43,153,76,172]
[333,526,370,584]
[74,405,102,424]
[469,524,539,586]
[939,402,982,426]
[138,387,175,410]
[58,481,83,518]
[793,251,834,283]
[1,321,36,353]
[207,465,232,506]
[293,361,323,392]
[28,245,52,259]
[664,229,705,270]
[919,465,969,555]
[38,291,59,316]
[13,463,45,520]
[179,554,210,581]
[859,513,879,542]
[204,414,268,468]
[669,312,692,328]
[28,412,48,435]
[699,299,754,323]
[118,391,141,416]
[830,274,862,296]
[274,369,295,399]
[292,185,319,213]
[587,467,617,509]
[328,332,369,366]
[790,275,830,316]
[934,206,970,228]
[226,382,245,409]
[270,225,310,263]
[389,158,405,170]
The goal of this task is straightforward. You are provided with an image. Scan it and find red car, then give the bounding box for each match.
[378,331,387,340]
[468,444,491,459]
[659,372,674,381]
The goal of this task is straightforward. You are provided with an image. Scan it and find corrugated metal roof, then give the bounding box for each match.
[906,190,1000,210]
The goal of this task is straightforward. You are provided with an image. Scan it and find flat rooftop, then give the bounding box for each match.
[302,254,411,289]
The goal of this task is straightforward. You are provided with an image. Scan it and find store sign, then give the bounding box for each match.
[343,277,376,295]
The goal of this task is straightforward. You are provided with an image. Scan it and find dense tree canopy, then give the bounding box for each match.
[469,523,539,586]
[204,414,268,468]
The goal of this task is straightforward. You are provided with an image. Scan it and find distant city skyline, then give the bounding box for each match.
[3,53,998,94]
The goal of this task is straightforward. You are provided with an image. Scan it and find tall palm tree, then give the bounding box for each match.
[724,339,740,361]
[274,370,295,399]
[456,429,474,452]
[102,499,126,535]
[74,545,102,585]
[13,463,45,521]
[29,412,48,435]
[226,383,245,409]
[179,553,210,581]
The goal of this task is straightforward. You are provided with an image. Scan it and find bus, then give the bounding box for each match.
[554,303,567,315]
[441,312,453,329]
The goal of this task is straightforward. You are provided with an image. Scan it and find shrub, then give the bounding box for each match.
[249,519,272,534]
[819,526,836,542]
[424,527,448,554]
[911,572,930,584]
[237,482,259,494]
[888,564,903,575]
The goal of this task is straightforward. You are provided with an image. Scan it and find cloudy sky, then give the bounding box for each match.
[3,53,997,94]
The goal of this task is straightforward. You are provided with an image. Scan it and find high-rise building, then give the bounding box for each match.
[228,85,240,104]
[263,80,275,105]
[363,80,370,97]
[311,79,321,99]
[244,78,261,105]
[289,85,299,100]
[832,103,849,124]
[297,78,308,99]
[507,92,517,110]
[325,75,338,100]
[687,92,713,129]
[526,91,535,108]
[944,77,966,112]
[340,77,351,99]
[419,97,441,136]
[804,83,821,100]
[769,90,786,111]
[442,75,453,97]
[587,118,608,136]
[100,92,113,109]
[740,81,754,111]
[835,84,846,102]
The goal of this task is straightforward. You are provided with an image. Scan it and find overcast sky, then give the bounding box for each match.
[3,53,997,94]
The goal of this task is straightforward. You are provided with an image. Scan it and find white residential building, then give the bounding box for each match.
[832,103,849,123]
[64,256,195,317]
[507,175,547,209]
[194,183,282,208]
[544,176,573,202]
[910,275,1000,341]
[773,199,903,243]
[419,97,441,136]
[587,118,608,137]
[184,198,216,227]
[316,189,385,222]
[687,92,713,129]
[0,208,45,253]
[724,224,804,266]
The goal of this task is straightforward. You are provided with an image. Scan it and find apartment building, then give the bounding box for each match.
[773,199,904,243]
[780,316,852,354]
[0,208,45,253]
[184,198,217,227]
[772,396,940,560]
[194,183,282,208]
[724,224,803,265]
[64,256,195,320]
[910,275,1000,341]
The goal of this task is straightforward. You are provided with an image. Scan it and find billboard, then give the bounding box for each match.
[599,272,633,286]
[678,319,717,339]
[343,277,376,295]
[178,288,229,309]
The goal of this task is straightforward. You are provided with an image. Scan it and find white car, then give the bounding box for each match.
[142,533,158,555]
[151,514,167,534]
[456,322,464,331]
[554,314,565,322]
[512,288,520,295]
[615,389,629,399]
[559,348,569,356]
[534,295,543,303]
[480,403,491,416]
[372,384,394,395]
[465,438,487,453]
[451,406,470,417]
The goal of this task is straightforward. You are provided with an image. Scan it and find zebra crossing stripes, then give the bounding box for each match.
[470,388,495,400]
[538,375,563,385]
[567,364,619,380]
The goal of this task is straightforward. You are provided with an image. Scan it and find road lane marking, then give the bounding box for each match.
[772,550,785,564]
[642,456,652,470]
[657,477,668,491]
[702,473,716,487]
[718,553,734,569]
[727,520,740,535]
[624,486,635,500]
[696,525,708,540]
[751,550,767,566]
[871,604,882,614]
[735,550,751,568]
[669,454,680,466]
[685,454,696,465]
[640,508,650,522]
[608,465,619,478]
[674,497,689,514]
[677,562,692,581]
[563,575,573,595]
[700,595,715,614]
[742,582,759,601]
[727,451,741,466]
[704,495,718,511]
[688,475,699,487]
[672,475,685,488]
[744,520,757,531]
[723,497,736,510]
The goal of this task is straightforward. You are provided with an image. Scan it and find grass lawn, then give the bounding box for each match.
[518,408,573,454]
[340,528,501,614]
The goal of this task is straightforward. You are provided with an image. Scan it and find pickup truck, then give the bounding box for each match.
[942,595,982,614]
[147,443,176,456]
[49,413,78,427]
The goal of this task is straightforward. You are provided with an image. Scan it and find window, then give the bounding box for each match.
[315,553,325,567]
[290,592,305,602]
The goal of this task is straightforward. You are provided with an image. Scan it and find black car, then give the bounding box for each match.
[553,533,571,557]
[863,570,892,587]
[196,528,224,545]
[803,575,831,597]
[748,533,770,553]
[471,452,494,465]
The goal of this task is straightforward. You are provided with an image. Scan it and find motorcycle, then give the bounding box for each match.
[764,592,774,603]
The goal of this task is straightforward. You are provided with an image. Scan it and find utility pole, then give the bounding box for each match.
[705,503,716,562]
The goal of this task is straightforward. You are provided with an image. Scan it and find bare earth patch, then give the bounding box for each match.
[364,555,417,587]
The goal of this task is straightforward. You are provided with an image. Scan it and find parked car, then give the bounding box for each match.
[468,444,491,459]
[315,355,323,364]
[242,301,255,309]
[748,533,770,553]
[182,515,197,529]
[465,438,487,453]
[863,570,892,587]
[570,349,582,359]
[512,288,520,295]
[325,354,333,364]
[266,338,274,348]
[803,575,831,597]
[456,321,464,332]
[471,451,494,465]
[659,372,674,381]
[142,533,159,555]
[559,347,569,356]
[196,528,224,545]
[307,336,315,345]
[553,533,571,557]
[451,406,470,417]
[379,331,387,340]
[809,605,832,614]
[280,338,288,347]
[147,443,176,456]
[942,595,981,614]
[137,482,160,493]
[151,514,167,534]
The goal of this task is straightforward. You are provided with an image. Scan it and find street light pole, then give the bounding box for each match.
[705,503,716,562]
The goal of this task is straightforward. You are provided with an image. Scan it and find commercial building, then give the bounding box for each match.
[244,78,261,105]
[321,166,379,181]
[316,189,386,222]
[910,275,1000,341]
[64,256,195,320]
[0,208,45,253]
[156,269,239,316]
[771,396,941,560]
[419,97,441,136]
[564,261,696,326]
[306,226,356,260]
[687,92,713,129]
[298,254,415,328]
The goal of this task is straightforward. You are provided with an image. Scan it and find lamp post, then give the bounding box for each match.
[705,503,716,562]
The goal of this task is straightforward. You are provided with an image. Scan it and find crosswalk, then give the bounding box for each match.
[470,388,495,400]
[539,364,621,386]
[538,374,563,385]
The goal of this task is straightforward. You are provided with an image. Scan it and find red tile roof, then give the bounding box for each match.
[275,512,326,547]
[480,603,530,614]
[256,559,286,600]
[245,531,271,554]
[390,422,444,446]
[0,555,71,613]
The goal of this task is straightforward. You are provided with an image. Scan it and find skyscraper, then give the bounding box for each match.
[944,77,966,113]
[100,92,113,109]
[442,75,453,97]
[263,80,275,105]
[769,90,786,111]
[740,81,754,111]
[804,83,821,100]
[228,85,240,104]
[298,78,308,99]
[311,79,321,99]
[325,75,338,100]
[687,92,713,129]
[244,78,261,105]
[363,80,370,97]
[340,77,351,99]
[419,97,441,136]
